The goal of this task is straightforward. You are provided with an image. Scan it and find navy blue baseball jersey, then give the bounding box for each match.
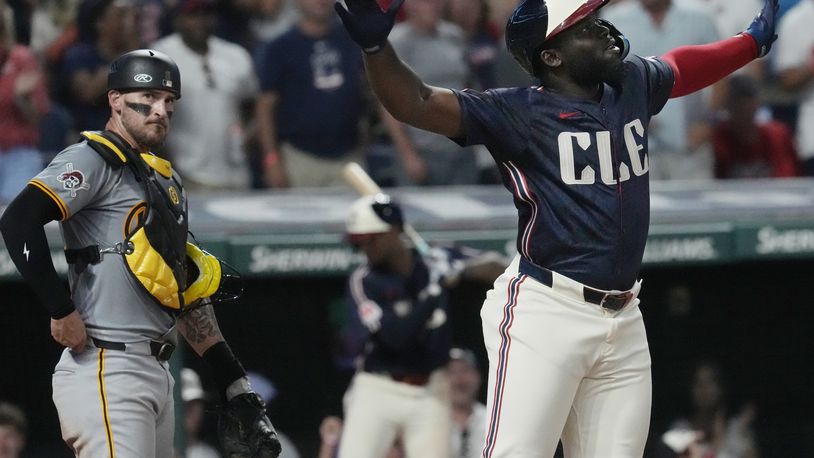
[453,56,674,291]
[346,247,466,377]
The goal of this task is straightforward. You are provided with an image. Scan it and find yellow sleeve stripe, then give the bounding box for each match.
[82,131,128,163]
[97,349,117,457]
[28,180,69,220]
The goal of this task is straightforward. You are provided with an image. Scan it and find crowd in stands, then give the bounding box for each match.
[0,0,812,203]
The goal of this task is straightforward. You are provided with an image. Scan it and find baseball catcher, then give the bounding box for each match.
[0,48,282,456]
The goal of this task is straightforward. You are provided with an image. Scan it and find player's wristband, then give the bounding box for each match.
[51,299,77,320]
[203,341,247,400]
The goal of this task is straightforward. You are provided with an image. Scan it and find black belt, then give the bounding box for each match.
[518,258,633,311]
[92,337,176,362]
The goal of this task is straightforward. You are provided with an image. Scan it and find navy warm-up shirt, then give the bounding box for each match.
[454,56,674,291]
[345,247,466,376]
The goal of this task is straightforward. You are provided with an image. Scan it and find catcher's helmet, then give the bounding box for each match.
[108,49,181,98]
[506,0,628,76]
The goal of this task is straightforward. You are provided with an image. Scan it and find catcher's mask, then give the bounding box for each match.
[345,193,404,246]
[108,49,182,98]
[506,0,629,76]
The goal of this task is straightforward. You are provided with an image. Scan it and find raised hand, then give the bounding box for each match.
[744,0,780,58]
[334,0,405,54]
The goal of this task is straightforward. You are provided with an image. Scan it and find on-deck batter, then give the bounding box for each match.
[333,0,780,456]
[338,194,504,458]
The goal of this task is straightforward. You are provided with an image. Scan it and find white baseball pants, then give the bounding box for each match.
[338,370,451,458]
[480,256,652,458]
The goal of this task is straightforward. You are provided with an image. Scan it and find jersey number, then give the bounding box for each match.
[558,119,648,185]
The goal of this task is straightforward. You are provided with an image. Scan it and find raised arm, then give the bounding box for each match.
[663,0,779,98]
[335,0,463,138]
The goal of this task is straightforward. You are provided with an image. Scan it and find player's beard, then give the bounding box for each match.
[570,54,625,90]
[122,112,168,149]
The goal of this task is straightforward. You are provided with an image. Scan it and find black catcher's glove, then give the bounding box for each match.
[334,0,405,53]
[218,392,282,458]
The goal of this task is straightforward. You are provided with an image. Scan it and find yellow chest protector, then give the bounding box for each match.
[81,131,202,312]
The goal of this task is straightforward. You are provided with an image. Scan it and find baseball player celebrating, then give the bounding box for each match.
[0,50,280,457]
[339,194,504,458]
[333,0,780,456]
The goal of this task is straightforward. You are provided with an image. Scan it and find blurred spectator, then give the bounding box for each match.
[245,371,301,458]
[603,0,721,180]
[0,12,50,203]
[773,0,814,176]
[134,0,171,44]
[0,402,26,458]
[383,0,479,186]
[443,0,502,184]
[448,348,485,458]
[445,0,498,90]
[254,0,366,188]
[249,0,299,52]
[61,0,139,133]
[214,0,255,49]
[661,360,758,458]
[317,415,343,458]
[487,0,535,88]
[713,75,800,178]
[181,368,221,458]
[152,0,258,190]
[677,0,762,38]
[28,0,80,57]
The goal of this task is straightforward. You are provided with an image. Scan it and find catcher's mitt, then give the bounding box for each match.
[217,392,281,458]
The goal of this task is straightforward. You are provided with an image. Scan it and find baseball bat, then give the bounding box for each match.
[342,162,432,256]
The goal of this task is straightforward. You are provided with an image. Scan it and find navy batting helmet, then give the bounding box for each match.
[108,49,182,98]
[506,0,628,76]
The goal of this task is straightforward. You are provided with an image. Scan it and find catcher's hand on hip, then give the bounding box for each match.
[334,0,405,53]
[744,0,779,57]
[218,392,282,458]
[51,310,87,353]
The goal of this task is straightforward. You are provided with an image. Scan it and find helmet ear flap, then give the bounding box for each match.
[597,18,630,59]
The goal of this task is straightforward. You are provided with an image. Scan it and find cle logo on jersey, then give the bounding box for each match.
[57,163,90,197]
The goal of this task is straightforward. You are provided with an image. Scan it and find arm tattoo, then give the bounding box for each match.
[178,303,223,345]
